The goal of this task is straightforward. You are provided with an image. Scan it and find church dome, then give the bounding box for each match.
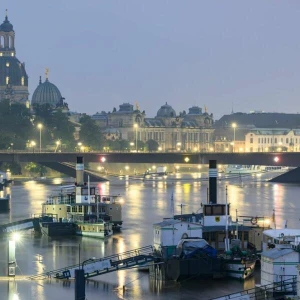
[0,16,13,32]
[0,56,28,86]
[31,78,62,106]
[156,102,176,118]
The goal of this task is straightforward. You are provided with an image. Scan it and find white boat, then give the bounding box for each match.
[225,165,262,174]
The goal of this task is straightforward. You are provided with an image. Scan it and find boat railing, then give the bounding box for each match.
[45,195,75,205]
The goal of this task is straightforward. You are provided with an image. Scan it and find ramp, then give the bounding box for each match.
[38,162,107,182]
[0,218,40,236]
[28,245,154,281]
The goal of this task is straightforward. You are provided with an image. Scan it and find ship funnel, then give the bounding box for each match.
[76,156,84,186]
[209,160,217,204]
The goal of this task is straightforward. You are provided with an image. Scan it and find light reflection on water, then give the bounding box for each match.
[0,172,300,299]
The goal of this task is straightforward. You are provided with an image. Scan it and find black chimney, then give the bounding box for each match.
[209,160,217,204]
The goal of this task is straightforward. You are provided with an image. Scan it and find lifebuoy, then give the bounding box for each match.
[251,217,258,225]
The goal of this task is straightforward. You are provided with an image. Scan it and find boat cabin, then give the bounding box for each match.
[153,219,202,258]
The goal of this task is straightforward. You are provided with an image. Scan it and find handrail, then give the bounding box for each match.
[28,245,153,280]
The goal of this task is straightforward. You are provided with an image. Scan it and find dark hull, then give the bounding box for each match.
[41,222,76,237]
[166,257,224,281]
[0,198,10,212]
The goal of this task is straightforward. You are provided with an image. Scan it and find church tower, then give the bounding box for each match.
[0,10,29,105]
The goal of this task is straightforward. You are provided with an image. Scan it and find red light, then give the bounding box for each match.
[274,156,279,163]
[100,157,106,163]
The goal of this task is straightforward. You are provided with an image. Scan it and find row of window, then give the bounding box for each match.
[250,137,299,144]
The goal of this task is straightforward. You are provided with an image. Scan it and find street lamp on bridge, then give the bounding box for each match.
[231,123,237,152]
[37,123,43,153]
[133,124,138,152]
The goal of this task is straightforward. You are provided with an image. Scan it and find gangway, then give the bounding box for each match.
[210,276,297,300]
[28,245,155,281]
[0,218,40,236]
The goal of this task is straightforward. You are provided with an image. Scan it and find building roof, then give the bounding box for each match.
[188,106,203,115]
[0,56,28,87]
[31,78,62,106]
[0,15,13,32]
[215,112,300,129]
[156,102,176,118]
[261,248,294,259]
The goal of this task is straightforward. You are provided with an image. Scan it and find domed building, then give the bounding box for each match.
[156,102,176,118]
[0,12,29,104]
[31,73,63,107]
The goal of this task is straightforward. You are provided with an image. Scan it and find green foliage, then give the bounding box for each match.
[33,104,75,151]
[146,139,159,152]
[103,139,130,151]
[0,99,33,149]
[0,162,22,175]
[24,162,47,177]
[79,115,103,150]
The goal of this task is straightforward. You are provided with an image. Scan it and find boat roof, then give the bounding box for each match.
[153,219,201,228]
[261,248,294,259]
[263,229,300,238]
[203,225,252,232]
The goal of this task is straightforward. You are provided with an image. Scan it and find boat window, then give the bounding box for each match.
[72,206,77,212]
[81,188,88,195]
[213,205,223,215]
[67,207,71,212]
[204,206,212,215]
[78,206,82,212]
[90,188,95,195]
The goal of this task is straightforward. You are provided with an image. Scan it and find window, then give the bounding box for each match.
[5,76,9,84]
[275,138,277,143]
[258,138,260,143]
[250,138,253,144]
[21,76,24,86]
[286,138,289,143]
[78,206,83,212]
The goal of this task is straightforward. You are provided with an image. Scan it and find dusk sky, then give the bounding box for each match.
[4,1,300,119]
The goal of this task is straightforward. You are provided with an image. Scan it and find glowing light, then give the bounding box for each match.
[274,156,279,163]
[197,165,201,169]
[158,147,162,151]
[100,157,106,163]
[125,165,129,170]
[184,157,190,163]
[11,232,20,242]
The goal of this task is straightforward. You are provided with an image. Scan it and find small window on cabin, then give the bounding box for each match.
[78,206,82,212]
[67,207,70,212]
[213,205,223,215]
[204,206,212,216]
[90,188,95,195]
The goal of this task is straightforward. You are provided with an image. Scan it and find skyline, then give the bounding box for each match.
[3,1,300,119]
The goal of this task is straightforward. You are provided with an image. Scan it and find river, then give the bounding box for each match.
[0,170,299,300]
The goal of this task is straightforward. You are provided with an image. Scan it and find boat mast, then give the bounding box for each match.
[88,175,91,214]
[225,186,229,251]
[236,209,238,239]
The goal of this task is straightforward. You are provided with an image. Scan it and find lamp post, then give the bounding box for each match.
[134,124,138,152]
[10,143,13,153]
[232,123,237,152]
[37,123,43,153]
[55,140,61,152]
[30,141,36,153]
[77,142,82,152]
[8,232,20,277]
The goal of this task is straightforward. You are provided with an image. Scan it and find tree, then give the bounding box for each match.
[24,163,47,177]
[79,115,103,150]
[146,139,159,152]
[0,99,33,149]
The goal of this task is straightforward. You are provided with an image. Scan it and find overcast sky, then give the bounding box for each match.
[3,1,300,119]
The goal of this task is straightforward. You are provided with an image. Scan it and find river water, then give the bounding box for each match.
[0,171,299,300]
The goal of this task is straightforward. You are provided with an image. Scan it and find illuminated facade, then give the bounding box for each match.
[93,103,214,151]
[0,12,29,105]
[245,129,300,152]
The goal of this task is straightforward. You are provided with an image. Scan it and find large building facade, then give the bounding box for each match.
[93,103,214,151]
[0,13,29,104]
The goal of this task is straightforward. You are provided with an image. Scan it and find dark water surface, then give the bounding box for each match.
[0,171,299,300]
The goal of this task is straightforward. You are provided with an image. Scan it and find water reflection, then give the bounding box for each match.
[1,173,300,299]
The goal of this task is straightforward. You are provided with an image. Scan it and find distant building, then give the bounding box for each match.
[0,12,29,105]
[95,102,214,151]
[214,112,300,152]
[245,128,300,152]
[31,72,66,108]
